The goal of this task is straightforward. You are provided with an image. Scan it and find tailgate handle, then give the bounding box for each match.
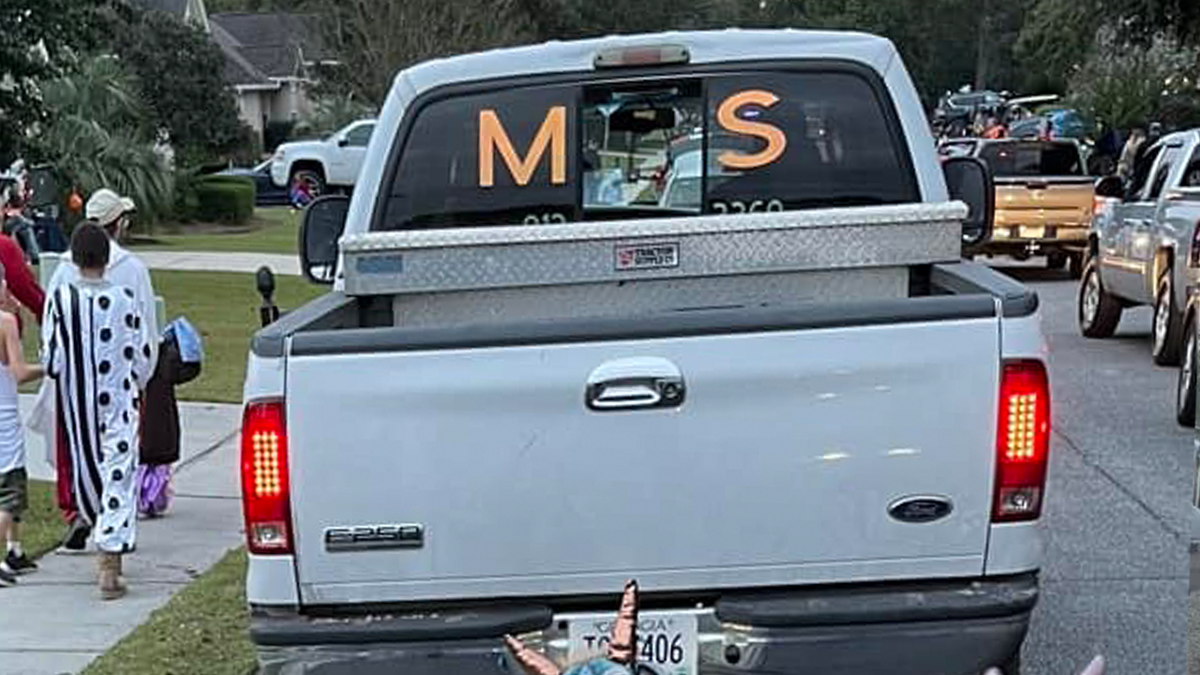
[586,357,685,412]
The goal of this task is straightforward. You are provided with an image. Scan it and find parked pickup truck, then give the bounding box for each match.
[1081,128,1200,367]
[243,31,1050,675]
[955,138,1094,277]
[269,118,376,196]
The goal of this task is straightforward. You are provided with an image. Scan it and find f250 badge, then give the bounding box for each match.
[324,524,424,552]
[614,242,679,272]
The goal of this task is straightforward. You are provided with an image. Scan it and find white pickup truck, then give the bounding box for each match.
[242,31,1049,675]
[269,119,376,196]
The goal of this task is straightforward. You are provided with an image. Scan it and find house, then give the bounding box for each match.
[208,12,333,144]
[135,0,331,147]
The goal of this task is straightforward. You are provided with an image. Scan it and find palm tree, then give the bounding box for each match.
[37,55,173,224]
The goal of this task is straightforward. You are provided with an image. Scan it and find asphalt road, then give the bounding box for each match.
[990,263,1191,675]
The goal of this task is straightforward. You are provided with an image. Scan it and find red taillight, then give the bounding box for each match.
[1093,196,1109,217]
[241,400,292,554]
[993,360,1050,522]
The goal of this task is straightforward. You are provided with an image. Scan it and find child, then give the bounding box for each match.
[0,259,46,586]
[289,175,313,209]
[44,223,151,599]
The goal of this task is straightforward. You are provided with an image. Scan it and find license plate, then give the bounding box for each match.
[567,612,698,675]
[1021,226,1046,239]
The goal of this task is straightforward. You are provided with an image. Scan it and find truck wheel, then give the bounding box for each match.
[1067,252,1084,279]
[1078,257,1122,338]
[1046,252,1067,270]
[1152,272,1183,366]
[1177,314,1196,427]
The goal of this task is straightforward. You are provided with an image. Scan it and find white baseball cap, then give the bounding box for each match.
[85,189,136,226]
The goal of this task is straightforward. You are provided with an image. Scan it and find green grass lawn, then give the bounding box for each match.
[153,269,324,403]
[18,269,322,403]
[133,207,299,255]
[82,547,256,675]
[21,479,64,560]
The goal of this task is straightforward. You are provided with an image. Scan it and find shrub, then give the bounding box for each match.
[194,175,255,224]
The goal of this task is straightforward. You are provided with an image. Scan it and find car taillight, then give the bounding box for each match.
[241,400,293,554]
[993,360,1050,522]
[1093,196,1109,217]
[1190,220,1200,267]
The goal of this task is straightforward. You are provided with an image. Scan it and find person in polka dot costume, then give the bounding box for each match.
[42,223,152,600]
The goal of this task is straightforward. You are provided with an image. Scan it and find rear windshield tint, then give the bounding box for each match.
[378,70,917,231]
[978,141,1083,177]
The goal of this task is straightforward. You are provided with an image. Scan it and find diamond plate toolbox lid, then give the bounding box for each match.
[339,201,968,296]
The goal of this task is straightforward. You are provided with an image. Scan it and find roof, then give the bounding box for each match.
[209,20,272,86]
[397,30,898,98]
[208,12,328,84]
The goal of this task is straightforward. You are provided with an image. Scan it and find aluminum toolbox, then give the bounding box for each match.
[338,202,968,326]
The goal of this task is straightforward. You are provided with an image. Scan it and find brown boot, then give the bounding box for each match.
[98,552,126,601]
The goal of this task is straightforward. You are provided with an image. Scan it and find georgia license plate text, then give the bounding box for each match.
[568,612,698,675]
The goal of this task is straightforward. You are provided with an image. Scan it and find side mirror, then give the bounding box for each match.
[1095,175,1125,199]
[299,194,349,284]
[943,156,994,250]
[337,137,349,147]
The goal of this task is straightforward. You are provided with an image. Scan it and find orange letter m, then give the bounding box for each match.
[479,106,567,188]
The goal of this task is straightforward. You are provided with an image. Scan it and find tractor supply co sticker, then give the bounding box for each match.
[614,242,679,272]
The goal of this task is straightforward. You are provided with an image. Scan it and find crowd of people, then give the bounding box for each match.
[0,188,199,599]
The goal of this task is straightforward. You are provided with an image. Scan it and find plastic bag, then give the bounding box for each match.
[137,464,173,518]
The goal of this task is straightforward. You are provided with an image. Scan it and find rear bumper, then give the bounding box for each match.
[980,236,1087,256]
[251,573,1037,675]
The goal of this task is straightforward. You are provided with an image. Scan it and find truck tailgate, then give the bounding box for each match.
[994,177,1093,229]
[285,309,1000,605]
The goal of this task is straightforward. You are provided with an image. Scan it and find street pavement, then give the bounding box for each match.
[994,264,1191,675]
[0,400,242,675]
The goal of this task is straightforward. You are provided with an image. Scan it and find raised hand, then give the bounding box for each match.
[506,580,640,675]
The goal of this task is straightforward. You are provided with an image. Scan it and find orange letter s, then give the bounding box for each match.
[716,90,787,170]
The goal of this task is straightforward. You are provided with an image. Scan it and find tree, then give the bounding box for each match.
[312,0,540,106]
[112,6,250,167]
[0,0,110,165]
[36,56,173,221]
[1017,0,1198,93]
[1067,26,1200,130]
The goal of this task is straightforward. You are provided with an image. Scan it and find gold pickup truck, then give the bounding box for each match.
[942,138,1094,277]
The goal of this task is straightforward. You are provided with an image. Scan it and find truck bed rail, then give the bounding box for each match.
[339,202,967,296]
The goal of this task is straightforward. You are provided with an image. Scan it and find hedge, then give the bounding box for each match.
[194,175,255,224]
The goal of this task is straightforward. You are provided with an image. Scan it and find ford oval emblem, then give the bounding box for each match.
[888,496,953,523]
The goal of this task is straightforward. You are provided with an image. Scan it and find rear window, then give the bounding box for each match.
[978,141,1083,177]
[379,70,917,231]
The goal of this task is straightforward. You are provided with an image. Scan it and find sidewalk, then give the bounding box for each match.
[1,398,243,675]
[136,250,300,276]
